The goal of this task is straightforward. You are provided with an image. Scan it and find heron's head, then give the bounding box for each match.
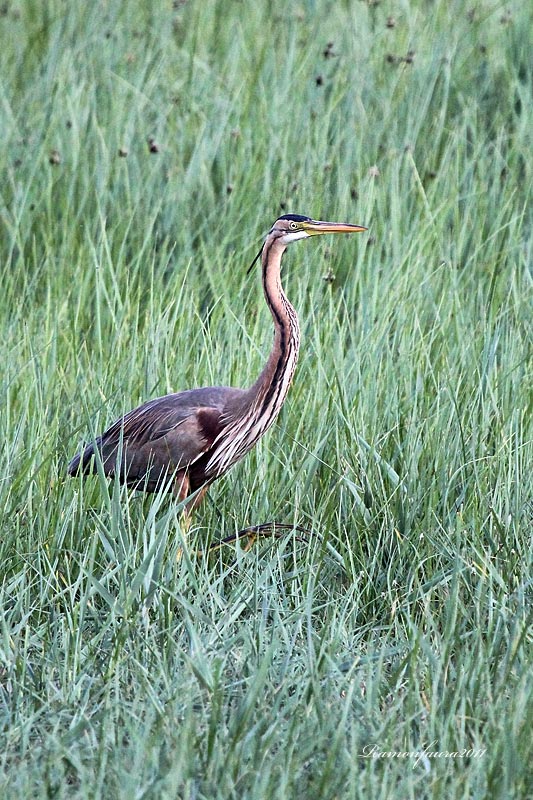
[269,213,367,245]
[247,213,367,273]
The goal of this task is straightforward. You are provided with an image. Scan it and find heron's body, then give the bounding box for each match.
[69,386,244,494]
[68,214,365,512]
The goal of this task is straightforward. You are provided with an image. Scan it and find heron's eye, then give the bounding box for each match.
[289,221,298,230]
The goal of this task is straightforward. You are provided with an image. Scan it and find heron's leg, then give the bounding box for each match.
[242,531,258,552]
[173,470,190,500]
[174,473,208,524]
[184,485,208,518]
[171,473,189,563]
[173,474,209,565]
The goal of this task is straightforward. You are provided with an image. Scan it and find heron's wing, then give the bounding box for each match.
[68,392,228,482]
[101,395,206,448]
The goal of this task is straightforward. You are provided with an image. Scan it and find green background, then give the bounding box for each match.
[1,1,531,797]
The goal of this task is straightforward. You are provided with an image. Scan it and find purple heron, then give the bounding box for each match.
[68,214,366,518]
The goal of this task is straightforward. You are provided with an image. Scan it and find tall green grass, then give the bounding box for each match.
[1,0,532,797]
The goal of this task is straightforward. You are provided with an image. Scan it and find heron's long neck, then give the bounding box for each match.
[205,238,300,479]
[248,239,300,416]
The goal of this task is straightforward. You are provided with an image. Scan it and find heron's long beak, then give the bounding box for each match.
[302,220,367,235]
